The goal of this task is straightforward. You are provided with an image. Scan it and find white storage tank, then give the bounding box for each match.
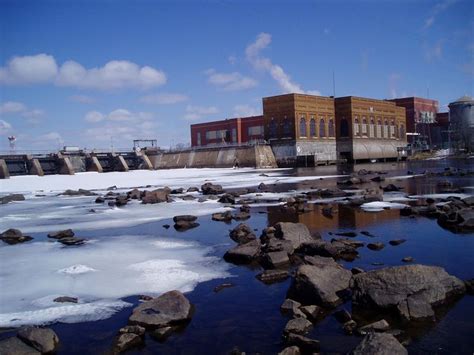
[448,95,474,152]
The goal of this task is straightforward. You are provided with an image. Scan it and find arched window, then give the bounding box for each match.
[299,116,307,138]
[384,120,389,138]
[362,117,368,136]
[328,119,335,137]
[269,118,277,138]
[319,118,326,137]
[377,119,382,137]
[390,120,396,138]
[399,124,405,139]
[395,124,399,138]
[369,117,375,137]
[283,117,291,137]
[353,117,360,137]
[310,118,316,137]
[340,118,349,137]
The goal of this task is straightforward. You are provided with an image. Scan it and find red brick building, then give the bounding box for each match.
[190,115,264,147]
[387,97,438,147]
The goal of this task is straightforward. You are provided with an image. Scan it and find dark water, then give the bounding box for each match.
[1,159,473,354]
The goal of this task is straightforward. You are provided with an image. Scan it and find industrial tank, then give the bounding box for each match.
[448,95,474,152]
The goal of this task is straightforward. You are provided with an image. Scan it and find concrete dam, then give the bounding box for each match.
[0,145,278,179]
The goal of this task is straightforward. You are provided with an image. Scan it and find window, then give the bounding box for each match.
[299,116,307,137]
[269,118,277,138]
[248,125,263,136]
[310,118,316,137]
[328,119,335,137]
[283,117,291,137]
[399,124,405,139]
[394,124,399,138]
[197,132,201,146]
[353,118,360,136]
[231,128,237,142]
[319,118,326,137]
[369,118,375,137]
[362,117,368,136]
[377,119,382,137]
[206,130,217,140]
[390,120,396,138]
[384,120,389,138]
[340,118,349,137]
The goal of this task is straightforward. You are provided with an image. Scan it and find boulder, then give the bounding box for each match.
[335,231,357,238]
[0,337,40,355]
[232,211,250,221]
[114,333,143,353]
[291,263,352,307]
[284,333,320,353]
[173,215,198,223]
[352,264,466,321]
[438,207,474,233]
[127,188,143,199]
[129,290,193,329]
[57,237,86,246]
[303,255,338,267]
[229,224,256,244]
[224,240,261,264]
[0,228,33,245]
[358,319,390,334]
[115,195,129,206]
[173,215,199,231]
[187,187,199,192]
[256,270,289,284]
[150,326,178,342]
[343,320,358,335]
[284,318,313,335]
[263,238,295,255]
[351,333,407,355]
[262,251,290,269]
[47,229,74,239]
[54,296,78,303]
[201,182,223,195]
[274,222,316,249]
[17,327,59,353]
[402,256,414,263]
[367,242,385,251]
[141,189,170,204]
[278,346,301,355]
[218,194,235,204]
[211,211,233,222]
[382,184,402,192]
[1,194,25,204]
[298,240,359,262]
[213,283,235,293]
[280,299,302,316]
[333,309,352,323]
[389,239,406,246]
[299,305,320,321]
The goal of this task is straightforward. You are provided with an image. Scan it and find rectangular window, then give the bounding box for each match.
[231,128,237,142]
[197,132,201,146]
[248,125,264,136]
[205,131,217,140]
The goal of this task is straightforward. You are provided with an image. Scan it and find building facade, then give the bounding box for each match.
[430,112,450,149]
[263,94,337,165]
[448,96,474,153]
[388,97,439,148]
[190,116,264,147]
[335,96,407,161]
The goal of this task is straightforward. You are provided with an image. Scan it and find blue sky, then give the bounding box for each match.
[0,0,472,151]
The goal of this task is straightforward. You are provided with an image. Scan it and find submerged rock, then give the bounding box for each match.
[0,337,40,355]
[57,237,86,246]
[0,228,33,245]
[129,290,193,329]
[53,296,78,303]
[256,270,289,284]
[212,211,233,222]
[47,229,75,239]
[114,333,143,353]
[17,327,59,354]
[1,193,25,204]
[351,332,407,355]
[367,242,385,251]
[352,264,466,321]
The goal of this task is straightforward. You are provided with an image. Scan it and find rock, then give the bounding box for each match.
[201,182,223,195]
[213,283,235,293]
[57,237,86,246]
[352,265,466,321]
[114,195,128,206]
[351,267,365,275]
[173,215,199,231]
[141,189,170,204]
[299,305,320,321]
[360,231,377,237]
[367,242,385,251]
[438,207,474,233]
[17,326,59,353]
[303,255,338,267]
[358,319,390,334]
[212,211,233,222]
[1,194,25,204]
[284,318,313,335]
[389,239,406,246]
[229,224,256,244]
[61,188,96,196]
[262,251,290,269]
[331,238,364,249]
[336,231,357,238]
[170,188,184,194]
[0,228,33,245]
[284,333,320,353]
[465,279,474,295]
[162,224,170,229]
[343,320,358,334]
[95,196,105,203]
[187,187,199,192]
[127,188,142,199]
[47,229,75,239]
[382,184,402,192]
[224,240,261,264]
[256,270,289,284]
[402,256,414,263]
[280,299,302,315]
[150,326,177,342]
[129,290,193,329]
[278,346,301,355]
[274,222,316,249]
[114,333,143,353]
[180,195,196,201]
[333,309,352,323]
[351,332,407,355]
[233,211,250,221]
[119,325,146,336]
[53,296,78,303]
[291,263,352,307]
[298,240,359,262]
[218,194,235,204]
[370,176,385,182]
[263,238,295,255]
[0,337,40,355]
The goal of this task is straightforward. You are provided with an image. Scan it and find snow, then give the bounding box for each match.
[360,201,409,212]
[409,193,471,200]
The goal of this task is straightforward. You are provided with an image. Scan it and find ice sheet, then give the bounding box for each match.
[0,235,229,327]
[360,201,408,212]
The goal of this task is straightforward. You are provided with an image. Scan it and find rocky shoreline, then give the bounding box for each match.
[1,164,473,354]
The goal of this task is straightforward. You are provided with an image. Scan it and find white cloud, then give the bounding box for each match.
[0,101,44,123]
[205,69,258,91]
[228,55,237,65]
[139,93,189,104]
[84,111,105,123]
[84,109,154,124]
[245,33,319,95]
[423,0,457,30]
[233,104,261,117]
[0,101,27,114]
[0,119,12,134]
[0,54,166,90]
[39,131,63,142]
[184,105,219,121]
[69,95,96,104]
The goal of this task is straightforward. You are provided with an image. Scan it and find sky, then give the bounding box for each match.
[0,0,472,151]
